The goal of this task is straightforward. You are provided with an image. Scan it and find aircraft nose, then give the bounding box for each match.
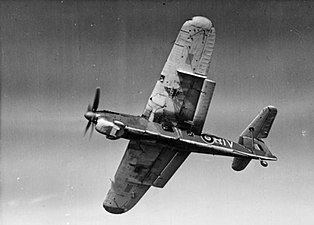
[84,111,95,121]
[103,204,125,214]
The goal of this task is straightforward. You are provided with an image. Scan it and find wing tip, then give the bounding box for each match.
[265,105,278,113]
[185,16,213,29]
[103,204,126,214]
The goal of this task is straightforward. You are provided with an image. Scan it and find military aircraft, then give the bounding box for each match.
[84,16,278,214]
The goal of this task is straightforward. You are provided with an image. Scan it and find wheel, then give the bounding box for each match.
[260,160,268,167]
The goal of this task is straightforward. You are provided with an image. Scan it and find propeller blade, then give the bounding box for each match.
[92,87,100,112]
[89,123,95,140]
[84,120,92,136]
[84,87,100,139]
[87,104,92,112]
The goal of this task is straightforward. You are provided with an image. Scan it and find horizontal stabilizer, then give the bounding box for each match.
[240,106,277,139]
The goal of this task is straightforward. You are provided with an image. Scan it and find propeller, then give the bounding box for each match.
[84,87,100,138]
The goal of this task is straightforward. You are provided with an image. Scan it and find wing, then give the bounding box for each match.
[240,106,278,139]
[142,16,216,134]
[103,140,189,214]
[104,17,216,214]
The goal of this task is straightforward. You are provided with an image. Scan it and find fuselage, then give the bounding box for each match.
[92,110,276,161]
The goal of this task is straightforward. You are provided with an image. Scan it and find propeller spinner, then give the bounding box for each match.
[84,87,100,138]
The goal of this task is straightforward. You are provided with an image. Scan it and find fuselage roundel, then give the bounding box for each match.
[201,134,234,149]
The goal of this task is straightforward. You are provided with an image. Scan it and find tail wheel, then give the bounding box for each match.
[260,160,268,167]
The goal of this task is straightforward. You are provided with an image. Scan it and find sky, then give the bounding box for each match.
[1,0,314,224]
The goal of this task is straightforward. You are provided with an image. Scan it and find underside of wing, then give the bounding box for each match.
[162,16,215,77]
[142,16,216,134]
[103,140,190,214]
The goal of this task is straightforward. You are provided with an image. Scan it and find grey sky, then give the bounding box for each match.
[1,1,314,225]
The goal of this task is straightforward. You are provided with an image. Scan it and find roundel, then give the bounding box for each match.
[201,134,214,144]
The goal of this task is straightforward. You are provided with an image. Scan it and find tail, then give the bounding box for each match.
[232,106,278,171]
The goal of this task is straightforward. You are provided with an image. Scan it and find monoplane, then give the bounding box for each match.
[84,16,277,214]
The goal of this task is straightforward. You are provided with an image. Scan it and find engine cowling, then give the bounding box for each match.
[95,118,125,140]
